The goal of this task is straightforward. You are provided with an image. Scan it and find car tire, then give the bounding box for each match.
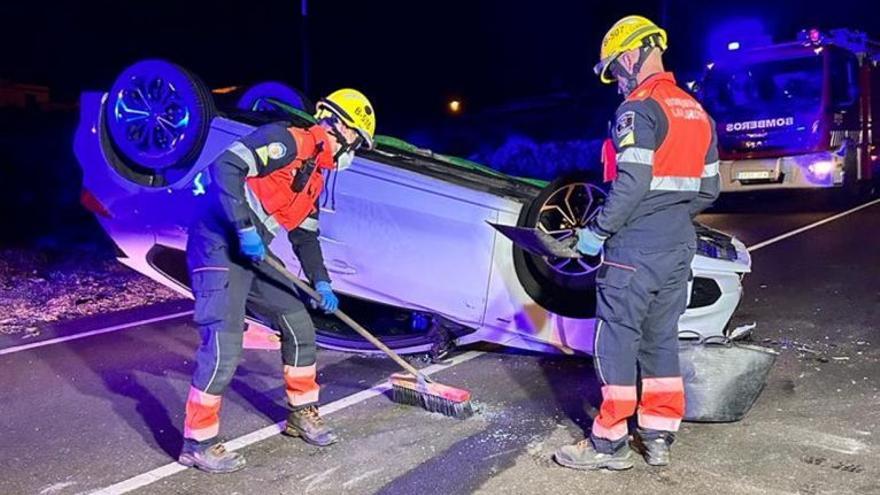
[237,81,313,114]
[513,172,606,318]
[103,60,215,186]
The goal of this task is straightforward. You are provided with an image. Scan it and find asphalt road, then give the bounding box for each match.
[1,191,878,495]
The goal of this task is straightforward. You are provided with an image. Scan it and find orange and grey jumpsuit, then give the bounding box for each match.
[184,123,335,443]
[587,72,720,452]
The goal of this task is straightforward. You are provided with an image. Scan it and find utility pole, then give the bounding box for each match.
[301,0,311,95]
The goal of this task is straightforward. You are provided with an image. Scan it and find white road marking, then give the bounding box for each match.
[342,468,384,489]
[89,350,485,495]
[38,481,78,494]
[747,197,880,252]
[0,311,194,356]
[303,466,340,494]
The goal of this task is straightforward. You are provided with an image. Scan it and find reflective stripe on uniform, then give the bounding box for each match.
[617,147,654,166]
[592,385,638,441]
[184,386,222,441]
[702,160,720,178]
[591,419,629,441]
[243,185,280,235]
[283,364,320,406]
[299,216,319,232]
[650,176,701,192]
[638,413,682,432]
[191,266,229,274]
[228,141,259,177]
[264,215,281,233]
[637,376,685,431]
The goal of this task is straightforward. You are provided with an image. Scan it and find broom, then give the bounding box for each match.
[264,257,474,419]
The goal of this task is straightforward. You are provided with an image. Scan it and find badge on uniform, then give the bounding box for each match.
[268,142,287,159]
[616,111,636,147]
[255,142,287,166]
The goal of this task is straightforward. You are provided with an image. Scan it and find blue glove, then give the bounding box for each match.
[314,281,339,314]
[237,227,266,262]
[576,228,605,256]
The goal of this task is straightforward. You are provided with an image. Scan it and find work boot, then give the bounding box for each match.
[284,405,338,446]
[178,439,246,474]
[553,439,634,471]
[633,434,672,466]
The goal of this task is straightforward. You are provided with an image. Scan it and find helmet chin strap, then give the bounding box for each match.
[615,45,654,96]
[325,117,358,163]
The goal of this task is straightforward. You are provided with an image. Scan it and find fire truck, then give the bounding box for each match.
[699,29,880,194]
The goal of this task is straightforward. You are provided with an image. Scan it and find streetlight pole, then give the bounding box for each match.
[301,0,311,95]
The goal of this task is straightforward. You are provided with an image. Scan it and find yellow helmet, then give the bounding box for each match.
[315,88,376,149]
[594,15,668,84]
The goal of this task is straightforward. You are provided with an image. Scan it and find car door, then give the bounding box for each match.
[317,156,499,326]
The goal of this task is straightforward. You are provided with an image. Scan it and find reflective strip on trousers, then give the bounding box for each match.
[650,176,701,192]
[184,386,222,441]
[638,376,685,431]
[638,413,682,432]
[592,385,638,441]
[227,142,259,177]
[284,364,320,407]
[593,320,608,384]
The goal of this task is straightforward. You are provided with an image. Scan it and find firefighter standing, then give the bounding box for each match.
[179,89,376,473]
[554,16,720,470]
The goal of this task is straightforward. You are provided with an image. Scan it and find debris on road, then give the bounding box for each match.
[0,247,181,336]
[757,335,868,365]
[729,322,757,340]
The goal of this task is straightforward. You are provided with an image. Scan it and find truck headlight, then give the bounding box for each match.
[807,160,836,178]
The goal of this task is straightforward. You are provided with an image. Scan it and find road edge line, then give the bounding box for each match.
[747,197,880,252]
[0,310,194,356]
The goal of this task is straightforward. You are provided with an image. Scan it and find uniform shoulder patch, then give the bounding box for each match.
[255,146,269,166]
[615,110,637,148]
[615,111,635,138]
[267,142,287,160]
[254,142,288,166]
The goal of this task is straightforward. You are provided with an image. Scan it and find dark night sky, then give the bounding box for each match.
[2,0,879,132]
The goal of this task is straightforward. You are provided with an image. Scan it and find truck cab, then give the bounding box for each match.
[699,29,880,193]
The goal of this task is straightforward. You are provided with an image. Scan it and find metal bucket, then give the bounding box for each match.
[679,332,779,422]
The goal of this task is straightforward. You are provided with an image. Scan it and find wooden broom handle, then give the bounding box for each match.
[263,257,424,378]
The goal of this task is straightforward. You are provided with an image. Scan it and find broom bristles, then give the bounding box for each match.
[390,373,474,419]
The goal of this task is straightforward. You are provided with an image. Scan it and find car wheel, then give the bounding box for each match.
[513,172,606,318]
[237,81,313,114]
[103,60,215,186]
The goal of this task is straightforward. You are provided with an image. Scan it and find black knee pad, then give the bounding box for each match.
[277,311,317,367]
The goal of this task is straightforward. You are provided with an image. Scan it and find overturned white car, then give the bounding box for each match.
[74,60,751,356]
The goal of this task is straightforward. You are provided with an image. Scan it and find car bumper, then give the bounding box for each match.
[719,151,845,192]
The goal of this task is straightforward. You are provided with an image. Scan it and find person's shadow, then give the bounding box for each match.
[46,321,288,458]
[499,348,601,436]
[45,327,194,458]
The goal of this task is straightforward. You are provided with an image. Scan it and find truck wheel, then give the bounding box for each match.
[103,60,215,186]
[513,172,606,318]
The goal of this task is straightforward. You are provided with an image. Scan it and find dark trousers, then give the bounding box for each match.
[590,243,695,452]
[183,218,319,442]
